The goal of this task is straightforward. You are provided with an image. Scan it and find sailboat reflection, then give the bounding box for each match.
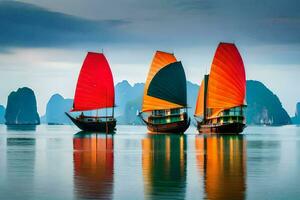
[73,132,114,199]
[142,135,186,199]
[195,135,246,200]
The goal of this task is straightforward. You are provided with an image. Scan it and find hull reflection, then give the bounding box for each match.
[142,135,186,199]
[73,132,114,200]
[195,135,246,200]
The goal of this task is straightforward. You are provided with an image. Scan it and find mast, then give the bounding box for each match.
[203,75,209,121]
[106,87,108,133]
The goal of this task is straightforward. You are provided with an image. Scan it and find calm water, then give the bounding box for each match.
[0,125,300,200]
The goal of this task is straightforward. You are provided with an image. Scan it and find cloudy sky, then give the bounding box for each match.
[0,0,299,115]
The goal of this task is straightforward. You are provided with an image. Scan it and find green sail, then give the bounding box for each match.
[147,61,187,107]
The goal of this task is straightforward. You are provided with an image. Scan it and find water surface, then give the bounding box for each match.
[0,125,300,200]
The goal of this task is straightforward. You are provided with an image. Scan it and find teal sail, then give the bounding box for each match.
[147,61,187,107]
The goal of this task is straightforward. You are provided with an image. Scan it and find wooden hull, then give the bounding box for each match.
[143,118,190,134]
[197,122,245,134]
[66,113,116,133]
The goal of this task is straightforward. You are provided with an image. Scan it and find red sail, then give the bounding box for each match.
[206,43,246,117]
[72,52,114,111]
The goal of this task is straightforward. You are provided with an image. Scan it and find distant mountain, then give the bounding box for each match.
[44,94,73,124]
[115,80,291,126]
[0,105,5,124]
[41,80,291,126]
[115,80,144,124]
[246,80,291,125]
[291,102,300,124]
[186,81,200,116]
[5,87,40,125]
[115,80,134,117]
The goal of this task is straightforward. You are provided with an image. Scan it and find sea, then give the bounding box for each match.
[0,125,300,200]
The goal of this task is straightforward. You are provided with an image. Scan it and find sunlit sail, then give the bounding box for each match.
[66,52,116,132]
[194,43,246,134]
[139,51,190,133]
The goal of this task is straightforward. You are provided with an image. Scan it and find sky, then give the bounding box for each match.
[0,0,299,116]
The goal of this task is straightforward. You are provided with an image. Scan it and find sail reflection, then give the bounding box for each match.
[195,135,246,200]
[73,132,114,200]
[142,135,186,199]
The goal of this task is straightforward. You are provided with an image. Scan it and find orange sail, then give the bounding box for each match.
[194,79,204,117]
[206,43,246,117]
[142,51,186,112]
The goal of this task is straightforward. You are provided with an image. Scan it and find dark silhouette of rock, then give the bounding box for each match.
[5,87,40,125]
[246,80,291,125]
[45,94,73,124]
[297,103,300,116]
[0,105,5,124]
[291,102,300,124]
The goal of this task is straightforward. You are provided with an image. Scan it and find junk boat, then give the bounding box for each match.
[194,43,246,134]
[139,51,190,133]
[66,52,116,133]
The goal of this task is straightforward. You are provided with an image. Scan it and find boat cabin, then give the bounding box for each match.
[206,106,246,125]
[149,108,187,124]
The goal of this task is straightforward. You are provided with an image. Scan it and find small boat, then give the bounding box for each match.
[66,52,116,133]
[194,43,246,134]
[139,51,190,133]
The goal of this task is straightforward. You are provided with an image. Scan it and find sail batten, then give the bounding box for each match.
[72,52,115,112]
[194,43,246,119]
[206,43,246,115]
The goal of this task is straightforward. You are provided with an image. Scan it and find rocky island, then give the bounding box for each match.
[3,80,291,126]
[5,87,40,125]
[291,102,300,124]
[246,80,291,125]
[114,80,292,126]
[44,94,73,125]
[0,105,5,124]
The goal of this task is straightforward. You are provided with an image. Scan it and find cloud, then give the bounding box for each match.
[167,0,214,12]
[4,0,300,49]
[0,1,130,49]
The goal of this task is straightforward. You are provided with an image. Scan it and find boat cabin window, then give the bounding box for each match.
[223,117,229,123]
[223,110,229,116]
[152,110,165,116]
[171,109,180,114]
[219,106,245,117]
